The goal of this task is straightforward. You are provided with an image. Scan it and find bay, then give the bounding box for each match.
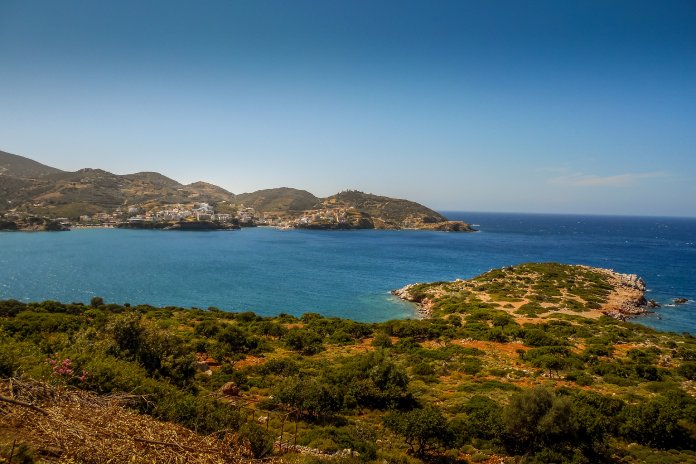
[1,212,694,333]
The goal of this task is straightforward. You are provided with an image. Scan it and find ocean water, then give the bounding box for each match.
[0,212,694,333]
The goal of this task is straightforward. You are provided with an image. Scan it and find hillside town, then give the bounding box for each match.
[1,202,390,231]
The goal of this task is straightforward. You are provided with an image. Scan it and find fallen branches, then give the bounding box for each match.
[0,378,252,464]
[0,394,49,415]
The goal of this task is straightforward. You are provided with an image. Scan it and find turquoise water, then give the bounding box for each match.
[1,212,695,333]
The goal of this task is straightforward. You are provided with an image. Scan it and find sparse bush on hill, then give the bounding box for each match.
[1,268,696,464]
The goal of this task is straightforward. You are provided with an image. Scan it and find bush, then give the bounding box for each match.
[333,351,412,409]
[501,387,578,454]
[677,362,696,380]
[218,325,259,353]
[619,391,696,449]
[384,406,450,455]
[239,423,274,458]
[452,395,502,442]
[283,329,324,355]
[372,332,392,348]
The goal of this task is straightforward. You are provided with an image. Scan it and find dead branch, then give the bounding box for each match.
[0,394,49,415]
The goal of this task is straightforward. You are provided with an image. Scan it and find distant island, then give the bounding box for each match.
[0,149,473,232]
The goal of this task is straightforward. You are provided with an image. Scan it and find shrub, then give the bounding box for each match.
[501,387,579,454]
[384,406,450,455]
[283,328,324,355]
[239,423,274,458]
[677,362,696,380]
[372,332,392,348]
[619,391,696,449]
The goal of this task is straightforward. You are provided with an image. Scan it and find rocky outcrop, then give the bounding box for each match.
[0,217,69,232]
[674,298,689,305]
[391,284,434,318]
[415,220,475,232]
[594,270,649,321]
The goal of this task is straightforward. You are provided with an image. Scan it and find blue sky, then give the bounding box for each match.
[1,1,695,216]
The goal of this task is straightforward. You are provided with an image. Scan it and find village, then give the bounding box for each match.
[2,202,375,230]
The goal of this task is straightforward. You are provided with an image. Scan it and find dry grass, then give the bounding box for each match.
[0,378,272,464]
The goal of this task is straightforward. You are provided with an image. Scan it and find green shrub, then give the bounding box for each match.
[384,406,450,455]
[239,423,274,458]
[284,328,324,355]
[371,332,392,348]
[678,362,696,380]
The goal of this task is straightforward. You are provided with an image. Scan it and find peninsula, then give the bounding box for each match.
[0,150,472,232]
[392,262,652,321]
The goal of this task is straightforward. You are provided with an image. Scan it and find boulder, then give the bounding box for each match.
[674,298,689,305]
[647,299,661,308]
[221,381,240,397]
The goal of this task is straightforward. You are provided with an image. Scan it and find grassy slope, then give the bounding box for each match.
[1,264,695,464]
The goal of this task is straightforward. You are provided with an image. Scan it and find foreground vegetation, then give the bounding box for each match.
[1,264,695,463]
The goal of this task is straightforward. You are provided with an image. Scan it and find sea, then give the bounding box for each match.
[1,212,694,334]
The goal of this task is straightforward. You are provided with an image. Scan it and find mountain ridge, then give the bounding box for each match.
[0,149,470,230]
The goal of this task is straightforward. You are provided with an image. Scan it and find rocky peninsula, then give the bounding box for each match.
[393,262,651,321]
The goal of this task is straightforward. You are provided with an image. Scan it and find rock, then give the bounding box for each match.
[221,381,240,397]
[617,273,646,292]
[647,299,661,308]
[674,298,689,305]
[195,361,210,372]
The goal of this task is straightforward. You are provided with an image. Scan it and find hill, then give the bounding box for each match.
[320,190,449,229]
[1,263,695,463]
[0,150,64,178]
[0,152,236,217]
[235,187,319,212]
[0,150,469,230]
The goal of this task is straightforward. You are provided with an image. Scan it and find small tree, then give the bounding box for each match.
[501,387,578,455]
[384,406,449,455]
[283,328,324,355]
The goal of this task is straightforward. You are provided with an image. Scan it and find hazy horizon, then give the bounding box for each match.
[1,1,695,216]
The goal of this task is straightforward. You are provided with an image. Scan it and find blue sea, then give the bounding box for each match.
[1,212,694,333]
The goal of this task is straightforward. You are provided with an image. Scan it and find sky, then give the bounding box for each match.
[1,1,695,216]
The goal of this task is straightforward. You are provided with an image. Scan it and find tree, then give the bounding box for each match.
[283,328,323,355]
[501,387,578,455]
[384,406,450,455]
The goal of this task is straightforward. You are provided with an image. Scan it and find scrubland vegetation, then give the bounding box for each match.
[1,265,695,463]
